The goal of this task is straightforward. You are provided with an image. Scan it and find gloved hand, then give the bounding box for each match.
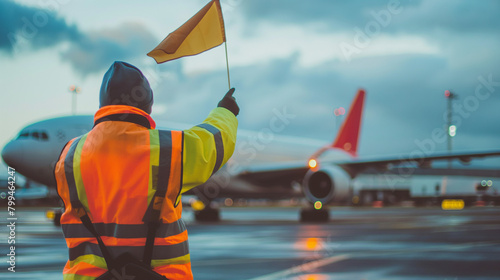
[217,88,239,116]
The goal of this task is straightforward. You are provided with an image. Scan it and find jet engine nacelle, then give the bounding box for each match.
[302,165,351,204]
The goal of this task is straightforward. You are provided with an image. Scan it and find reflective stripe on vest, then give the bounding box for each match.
[58,112,190,279]
[62,220,186,239]
[196,123,224,174]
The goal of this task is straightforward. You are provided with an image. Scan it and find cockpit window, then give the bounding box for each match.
[16,130,49,141]
[18,130,29,138]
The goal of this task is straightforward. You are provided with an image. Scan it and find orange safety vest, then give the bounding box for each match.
[55,105,192,280]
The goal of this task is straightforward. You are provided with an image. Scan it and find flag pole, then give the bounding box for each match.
[224,41,231,90]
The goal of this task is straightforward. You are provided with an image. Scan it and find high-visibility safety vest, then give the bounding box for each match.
[55,105,238,280]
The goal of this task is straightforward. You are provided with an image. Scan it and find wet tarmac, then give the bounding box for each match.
[1,206,500,279]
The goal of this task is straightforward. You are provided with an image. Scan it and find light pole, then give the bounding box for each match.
[444,90,457,168]
[69,85,81,115]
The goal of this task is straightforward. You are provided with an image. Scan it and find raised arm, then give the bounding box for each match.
[181,88,239,193]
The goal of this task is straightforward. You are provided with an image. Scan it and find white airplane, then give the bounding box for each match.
[3,89,500,222]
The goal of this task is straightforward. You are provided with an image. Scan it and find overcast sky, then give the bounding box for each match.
[1,0,499,171]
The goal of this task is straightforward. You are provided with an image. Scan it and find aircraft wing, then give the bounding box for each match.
[235,161,309,190]
[188,161,310,200]
[235,150,500,183]
[335,150,500,177]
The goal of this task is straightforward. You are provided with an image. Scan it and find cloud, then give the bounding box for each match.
[61,23,157,76]
[0,0,80,51]
[238,0,500,35]
[238,0,400,30]
[393,0,500,34]
[0,0,157,76]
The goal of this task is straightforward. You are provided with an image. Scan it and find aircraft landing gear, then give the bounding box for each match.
[300,207,329,223]
[194,207,220,222]
[54,211,62,226]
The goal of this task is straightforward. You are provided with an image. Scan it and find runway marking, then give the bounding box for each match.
[248,254,352,280]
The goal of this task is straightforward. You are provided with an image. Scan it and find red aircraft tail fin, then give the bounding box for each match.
[331,89,366,157]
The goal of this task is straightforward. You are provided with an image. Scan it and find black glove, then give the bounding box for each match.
[217,88,239,116]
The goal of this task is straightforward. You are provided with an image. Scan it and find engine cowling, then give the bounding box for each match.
[302,165,351,204]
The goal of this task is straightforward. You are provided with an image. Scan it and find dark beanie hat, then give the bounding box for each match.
[99,61,154,114]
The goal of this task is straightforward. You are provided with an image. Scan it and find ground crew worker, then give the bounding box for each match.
[54,61,239,280]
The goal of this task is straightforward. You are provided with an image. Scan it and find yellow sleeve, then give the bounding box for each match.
[181,107,238,193]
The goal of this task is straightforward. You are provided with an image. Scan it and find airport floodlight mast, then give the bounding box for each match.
[69,85,81,115]
[444,90,457,168]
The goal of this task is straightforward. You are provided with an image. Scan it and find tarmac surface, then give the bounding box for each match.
[1,206,500,280]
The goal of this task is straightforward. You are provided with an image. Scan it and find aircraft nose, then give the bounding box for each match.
[1,141,24,169]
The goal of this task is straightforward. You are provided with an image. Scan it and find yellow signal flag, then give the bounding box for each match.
[148,0,226,63]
